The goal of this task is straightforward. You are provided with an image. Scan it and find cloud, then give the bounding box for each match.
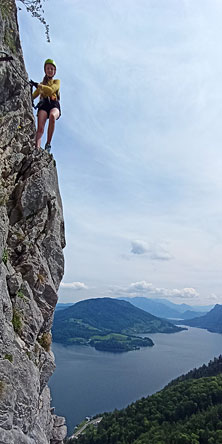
[210,293,220,301]
[112,281,199,300]
[60,282,88,290]
[126,281,154,292]
[131,240,148,255]
[130,240,173,261]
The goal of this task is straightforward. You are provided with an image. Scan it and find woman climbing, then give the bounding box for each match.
[32,59,60,152]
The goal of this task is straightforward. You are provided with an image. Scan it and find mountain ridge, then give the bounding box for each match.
[117,296,208,319]
[178,304,222,333]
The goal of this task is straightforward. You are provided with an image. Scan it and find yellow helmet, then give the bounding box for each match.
[44,59,56,73]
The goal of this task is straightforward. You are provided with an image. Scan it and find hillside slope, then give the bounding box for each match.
[52,298,183,351]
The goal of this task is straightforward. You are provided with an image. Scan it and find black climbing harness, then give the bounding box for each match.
[0,51,39,108]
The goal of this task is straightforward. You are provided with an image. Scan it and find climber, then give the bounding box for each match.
[32,59,60,153]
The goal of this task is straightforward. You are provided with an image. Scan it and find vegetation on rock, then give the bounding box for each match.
[17,288,25,299]
[4,354,13,362]
[12,309,23,335]
[2,248,8,265]
[37,332,52,352]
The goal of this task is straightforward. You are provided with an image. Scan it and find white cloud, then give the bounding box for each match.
[169,288,199,299]
[60,282,88,290]
[126,281,154,292]
[130,240,172,261]
[210,293,220,301]
[113,281,199,300]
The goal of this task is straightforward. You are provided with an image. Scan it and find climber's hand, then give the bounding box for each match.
[30,80,39,89]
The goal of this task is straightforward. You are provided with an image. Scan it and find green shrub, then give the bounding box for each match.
[37,332,51,352]
[2,248,8,265]
[4,354,13,362]
[12,309,23,335]
[17,289,25,299]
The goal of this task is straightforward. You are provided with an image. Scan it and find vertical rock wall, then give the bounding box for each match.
[0,1,67,442]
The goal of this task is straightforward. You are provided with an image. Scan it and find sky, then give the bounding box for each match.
[17,0,222,306]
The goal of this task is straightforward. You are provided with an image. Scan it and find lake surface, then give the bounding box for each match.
[49,327,222,435]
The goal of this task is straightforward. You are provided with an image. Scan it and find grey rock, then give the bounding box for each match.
[0,1,67,443]
[51,416,67,442]
[0,207,8,262]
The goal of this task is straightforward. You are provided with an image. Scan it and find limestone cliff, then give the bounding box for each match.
[0,1,67,443]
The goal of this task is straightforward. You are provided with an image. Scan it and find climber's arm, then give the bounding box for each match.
[38,79,60,98]
[32,87,40,99]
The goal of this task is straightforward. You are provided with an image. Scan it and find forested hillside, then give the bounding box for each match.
[70,356,222,444]
[167,355,222,387]
[52,298,183,351]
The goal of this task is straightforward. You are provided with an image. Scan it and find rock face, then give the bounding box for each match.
[0,1,67,443]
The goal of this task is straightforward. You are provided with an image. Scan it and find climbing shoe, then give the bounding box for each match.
[44,143,51,153]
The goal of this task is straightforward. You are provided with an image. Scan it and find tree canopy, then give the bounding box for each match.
[68,356,222,444]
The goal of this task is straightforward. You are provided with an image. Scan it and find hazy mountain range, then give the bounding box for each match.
[117,297,211,319]
[56,297,212,320]
[178,304,222,333]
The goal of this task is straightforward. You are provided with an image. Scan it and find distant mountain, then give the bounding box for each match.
[181,310,206,320]
[52,298,184,352]
[178,304,222,333]
[154,298,212,313]
[55,303,74,311]
[153,299,194,313]
[118,297,181,318]
[118,297,207,320]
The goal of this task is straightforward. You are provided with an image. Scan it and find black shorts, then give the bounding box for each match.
[37,99,61,119]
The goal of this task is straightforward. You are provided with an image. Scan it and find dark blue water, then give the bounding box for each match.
[49,327,222,435]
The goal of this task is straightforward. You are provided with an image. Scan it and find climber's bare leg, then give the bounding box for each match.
[46,108,60,145]
[36,110,48,148]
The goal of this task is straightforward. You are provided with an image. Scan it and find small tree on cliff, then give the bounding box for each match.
[16,0,50,42]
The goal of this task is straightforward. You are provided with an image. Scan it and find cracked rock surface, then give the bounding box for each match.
[0,1,67,442]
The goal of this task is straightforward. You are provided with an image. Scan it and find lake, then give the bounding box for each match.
[49,327,222,435]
